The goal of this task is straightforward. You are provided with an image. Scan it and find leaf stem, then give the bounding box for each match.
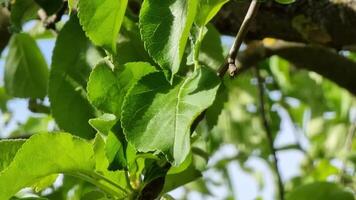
[253,66,285,200]
[191,147,210,162]
[217,0,260,78]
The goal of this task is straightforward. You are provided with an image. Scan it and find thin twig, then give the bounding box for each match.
[38,1,68,32]
[28,99,50,114]
[217,0,260,78]
[254,66,285,200]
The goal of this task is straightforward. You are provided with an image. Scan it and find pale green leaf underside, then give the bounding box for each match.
[49,16,96,139]
[68,0,78,11]
[87,60,156,117]
[89,113,117,135]
[121,67,220,165]
[195,0,229,27]
[78,0,128,53]
[5,33,49,98]
[0,133,95,200]
[139,0,198,82]
[198,24,225,70]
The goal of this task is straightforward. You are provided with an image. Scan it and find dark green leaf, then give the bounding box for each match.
[10,0,39,31]
[198,24,225,70]
[139,0,199,81]
[78,0,128,53]
[0,87,11,112]
[195,0,229,27]
[5,33,49,98]
[115,18,153,65]
[49,15,96,139]
[162,154,201,192]
[0,139,25,172]
[87,60,155,117]
[122,67,220,165]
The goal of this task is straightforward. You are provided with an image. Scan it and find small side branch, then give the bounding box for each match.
[0,6,11,55]
[254,66,285,200]
[217,0,260,77]
[236,40,356,95]
[38,1,68,32]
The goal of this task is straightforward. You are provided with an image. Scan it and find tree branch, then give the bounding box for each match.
[217,0,260,77]
[254,66,285,200]
[236,40,356,95]
[214,0,356,49]
[0,6,11,55]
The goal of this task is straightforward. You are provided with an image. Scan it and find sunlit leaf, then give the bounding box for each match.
[78,0,128,53]
[122,67,220,165]
[139,0,198,82]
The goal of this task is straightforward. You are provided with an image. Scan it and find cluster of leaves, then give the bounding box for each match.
[0,0,355,199]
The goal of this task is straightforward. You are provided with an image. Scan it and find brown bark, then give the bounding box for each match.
[0,7,10,55]
[214,0,356,49]
[213,0,356,95]
[236,40,356,95]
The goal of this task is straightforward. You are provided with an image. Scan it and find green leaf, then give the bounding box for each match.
[0,87,11,112]
[49,15,96,139]
[32,174,58,192]
[115,18,153,65]
[206,84,227,129]
[78,0,128,53]
[275,0,295,4]
[4,33,49,98]
[0,133,95,200]
[92,134,110,172]
[10,0,39,31]
[0,133,130,199]
[195,0,229,27]
[87,60,156,117]
[122,67,220,165]
[139,0,199,82]
[286,182,355,200]
[0,139,25,172]
[10,116,52,138]
[310,160,339,181]
[162,154,201,192]
[106,132,127,170]
[89,114,118,135]
[269,56,292,92]
[89,114,134,171]
[197,24,225,70]
[68,0,78,12]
